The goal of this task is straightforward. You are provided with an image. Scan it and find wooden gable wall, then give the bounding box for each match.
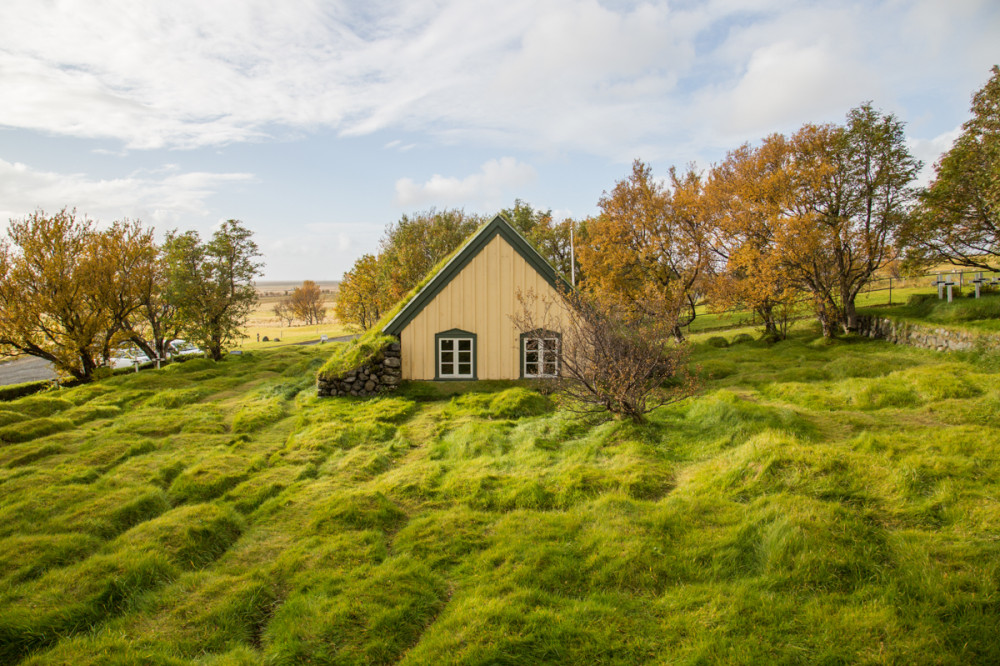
[398,233,567,380]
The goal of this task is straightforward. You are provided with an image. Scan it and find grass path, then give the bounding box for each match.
[0,329,998,664]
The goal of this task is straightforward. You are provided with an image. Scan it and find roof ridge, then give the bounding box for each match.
[381,214,568,336]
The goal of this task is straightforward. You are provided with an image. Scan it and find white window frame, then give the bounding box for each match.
[522,333,560,379]
[438,336,475,379]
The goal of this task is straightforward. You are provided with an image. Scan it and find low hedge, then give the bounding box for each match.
[0,380,52,402]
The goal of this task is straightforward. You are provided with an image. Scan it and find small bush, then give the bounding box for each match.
[232,397,286,433]
[311,491,408,533]
[145,388,208,409]
[731,333,755,345]
[6,443,64,467]
[15,396,74,418]
[0,417,74,444]
[488,387,553,419]
[169,455,249,504]
[114,503,245,569]
[0,380,51,402]
[444,388,552,420]
[0,409,27,427]
[66,404,122,425]
[706,336,729,348]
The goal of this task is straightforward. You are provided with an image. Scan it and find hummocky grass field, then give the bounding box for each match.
[0,328,998,664]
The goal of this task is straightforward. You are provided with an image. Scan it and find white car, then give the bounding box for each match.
[108,344,151,369]
[167,339,202,358]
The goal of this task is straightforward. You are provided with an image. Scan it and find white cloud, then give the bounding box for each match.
[394,157,537,207]
[722,40,874,133]
[0,0,995,161]
[0,158,253,226]
[908,126,963,187]
[258,222,383,280]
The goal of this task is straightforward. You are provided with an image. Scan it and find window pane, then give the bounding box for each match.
[526,339,538,351]
[441,339,453,351]
[458,350,470,363]
[542,338,557,351]
[458,363,471,375]
[544,360,557,375]
[459,339,471,351]
[441,350,453,364]
[441,362,454,375]
[526,350,538,364]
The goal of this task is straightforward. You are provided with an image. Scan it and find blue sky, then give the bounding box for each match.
[1,0,997,280]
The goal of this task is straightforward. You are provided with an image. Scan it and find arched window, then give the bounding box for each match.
[520,329,560,379]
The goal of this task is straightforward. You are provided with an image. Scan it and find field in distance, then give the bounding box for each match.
[243,281,349,348]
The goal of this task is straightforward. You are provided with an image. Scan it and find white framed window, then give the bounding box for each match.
[522,332,560,378]
[436,330,476,379]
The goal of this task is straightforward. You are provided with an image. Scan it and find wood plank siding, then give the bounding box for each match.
[399,234,566,380]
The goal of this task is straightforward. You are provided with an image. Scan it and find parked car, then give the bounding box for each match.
[167,339,203,358]
[108,344,151,369]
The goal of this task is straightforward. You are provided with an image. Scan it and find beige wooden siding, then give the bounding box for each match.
[400,234,566,380]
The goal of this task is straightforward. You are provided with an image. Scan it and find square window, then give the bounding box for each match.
[438,334,475,379]
[523,333,559,378]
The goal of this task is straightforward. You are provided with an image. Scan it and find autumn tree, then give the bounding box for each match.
[379,209,481,303]
[705,136,801,338]
[501,199,580,281]
[781,105,921,335]
[903,66,1000,270]
[163,219,263,360]
[0,209,137,381]
[273,300,295,327]
[101,223,185,361]
[578,160,711,341]
[334,253,393,331]
[288,280,326,325]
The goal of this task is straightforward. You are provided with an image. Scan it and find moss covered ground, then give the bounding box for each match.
[0,329,998,664]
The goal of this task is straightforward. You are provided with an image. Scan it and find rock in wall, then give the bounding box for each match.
[855,315,997,353]
[317,342,402,397]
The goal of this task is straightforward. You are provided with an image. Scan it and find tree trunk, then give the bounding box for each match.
[840,283,858,333]
[756,303,781,339]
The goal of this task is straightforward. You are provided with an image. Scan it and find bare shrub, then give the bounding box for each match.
[512,289,699,423]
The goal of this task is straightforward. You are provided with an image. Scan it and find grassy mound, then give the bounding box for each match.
[0,331,997,663]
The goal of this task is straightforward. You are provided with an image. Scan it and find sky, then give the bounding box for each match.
[0,0,997,281]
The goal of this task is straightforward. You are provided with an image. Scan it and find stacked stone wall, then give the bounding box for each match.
[855,315,998,353]
[317,342,402,397]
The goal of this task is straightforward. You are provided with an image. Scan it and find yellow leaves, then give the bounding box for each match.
[579,160,710,329]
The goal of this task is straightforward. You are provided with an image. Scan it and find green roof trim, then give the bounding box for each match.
[382,215,571,337]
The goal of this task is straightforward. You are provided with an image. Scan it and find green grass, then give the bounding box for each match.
[861,290,1000,333]
[0,329,998,663]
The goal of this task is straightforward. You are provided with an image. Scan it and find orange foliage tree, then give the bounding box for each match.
[705,135,801,338]
[577,160,711,341]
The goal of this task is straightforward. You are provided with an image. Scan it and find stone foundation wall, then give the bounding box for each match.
[317,342,402,397]
[855,315,996,353]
